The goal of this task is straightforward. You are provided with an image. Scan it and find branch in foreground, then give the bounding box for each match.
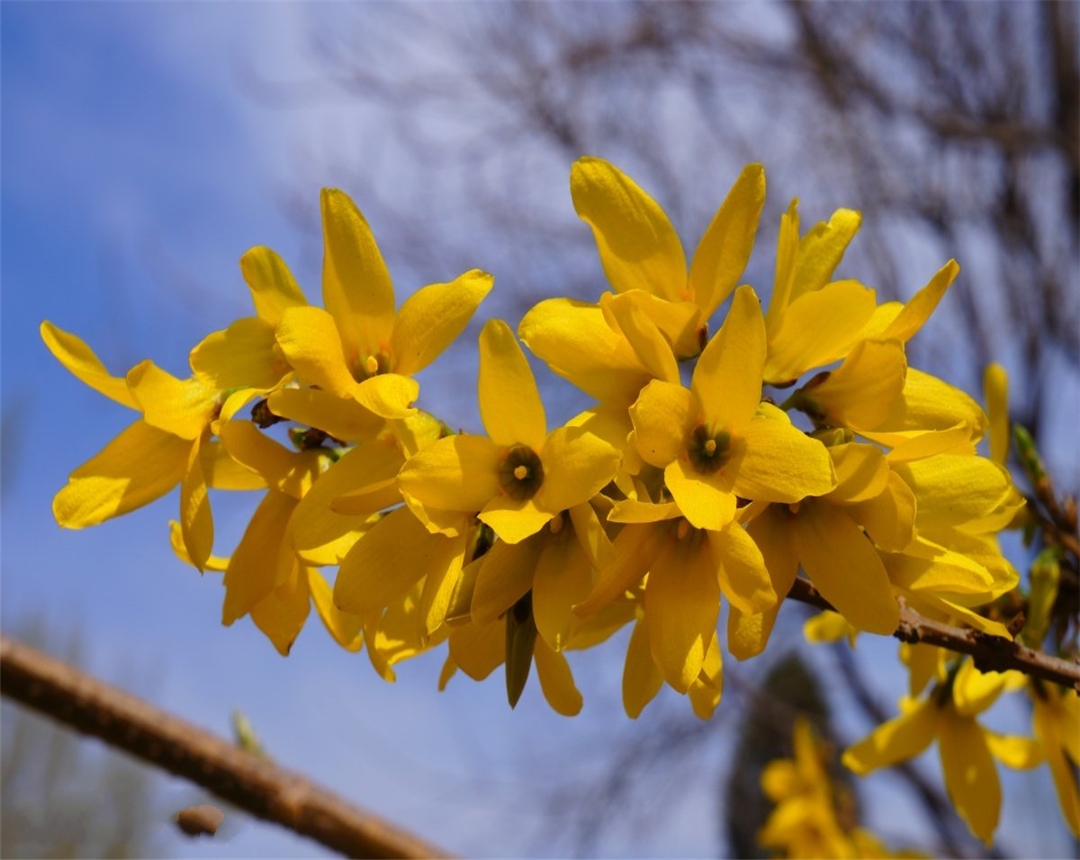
[0,634,451,859]
[787,577,1080,691]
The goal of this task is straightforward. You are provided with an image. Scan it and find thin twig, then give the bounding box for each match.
[787,578,1080,691]
[0,634,451,859]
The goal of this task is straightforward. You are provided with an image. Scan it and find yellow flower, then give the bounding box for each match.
[398,319,620,544]
[1030,681,1080,836]
[42,251,303,570]
[630,286,836,532]
[843,660,1041,844]
[575,493,774,697]
[274,188,492,419]
[467,502,614,653]
[570,156,765,358]
[517,289,683,458]
[731,441,903,650]
[762,202,876,386]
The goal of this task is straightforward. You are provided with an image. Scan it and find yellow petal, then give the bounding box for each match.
[54,420,189,528]
[275,305,358,397]
[479,319,545,449]
[288,439,400,553]
[764,199,800,331]
[239,245,308,325]
[537,427,620,514]
[687,164,765,319]
[190,317,287,391]
[478,496,553,544]
[180,434,213,572]
[842,697,939,775]
[764,280,877,385]
[168,519,229,571]
[825,442,890,504]
[861,369,988,444]
[570,156,687,301]
[533,530,593,651]
[803,610,857,644]
[392,269,493,375]
[220,420,323,500]
[664,457,738,532]
[448,618,504,681]
[250,560,311,657]
[734,418,836,503]
[308,569,363,651]
[417,533,468,636]
[200,441,267,491]
[688,634,723,720]
[267,386,385,443]
[794,502,900,634]
[518,298,650,405]
[727,605,777,662]
[603,289,699,361]
[40,321,137,409]
[351,373,418,419]
[692,285,765,432]
[847,471,916,552]
[568,501,615,570]
[792,208,861,300]
[222,491,296,625]
[600,291,680,383]
[126,361,216,440]
[747,504,801,600]
[939,713,1000,844]
[805,339,907,430]
[984,730,1042,770]
[623,618,664,719]
[608,498,683,524]
[320,188,395,358]
[710,522,776,615]
[881,260,958,344]
[334,506,456,619]
[893,455,1012,527]
[952,659,1009,717]
[576,523,663,617]
[630,380,696,468]
[398,434,501,513]
[983,363,1009,467]
[470,534,544,625]
[534,637,583,716]
[645,531,720,693]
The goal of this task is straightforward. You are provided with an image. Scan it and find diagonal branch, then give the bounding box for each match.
[0,634,451,859]
[786,577,1080,690]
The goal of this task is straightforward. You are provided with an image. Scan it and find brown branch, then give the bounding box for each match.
[787,577,1080,691]
[0,634,451,859]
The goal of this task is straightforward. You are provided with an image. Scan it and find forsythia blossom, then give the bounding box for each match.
[44,158,1077,846]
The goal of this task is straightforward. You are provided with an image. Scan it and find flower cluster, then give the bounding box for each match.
[44,160,1023,711]
[44,162,1032,714]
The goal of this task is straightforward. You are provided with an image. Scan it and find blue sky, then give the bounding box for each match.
[2,4,1074,859]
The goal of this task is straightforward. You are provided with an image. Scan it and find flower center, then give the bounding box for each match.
[499,445,544,500]
[688,424,731,474]
[355,350,392,381]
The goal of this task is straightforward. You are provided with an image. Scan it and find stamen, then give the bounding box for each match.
[704,439,717,455]
[677,519,691,540]
[549,512,565,535]
[364,355,380,376]
[514,465,529,480]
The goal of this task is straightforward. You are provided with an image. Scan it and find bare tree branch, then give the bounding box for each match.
[0,634,451,860]
[786,578,1080,690]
